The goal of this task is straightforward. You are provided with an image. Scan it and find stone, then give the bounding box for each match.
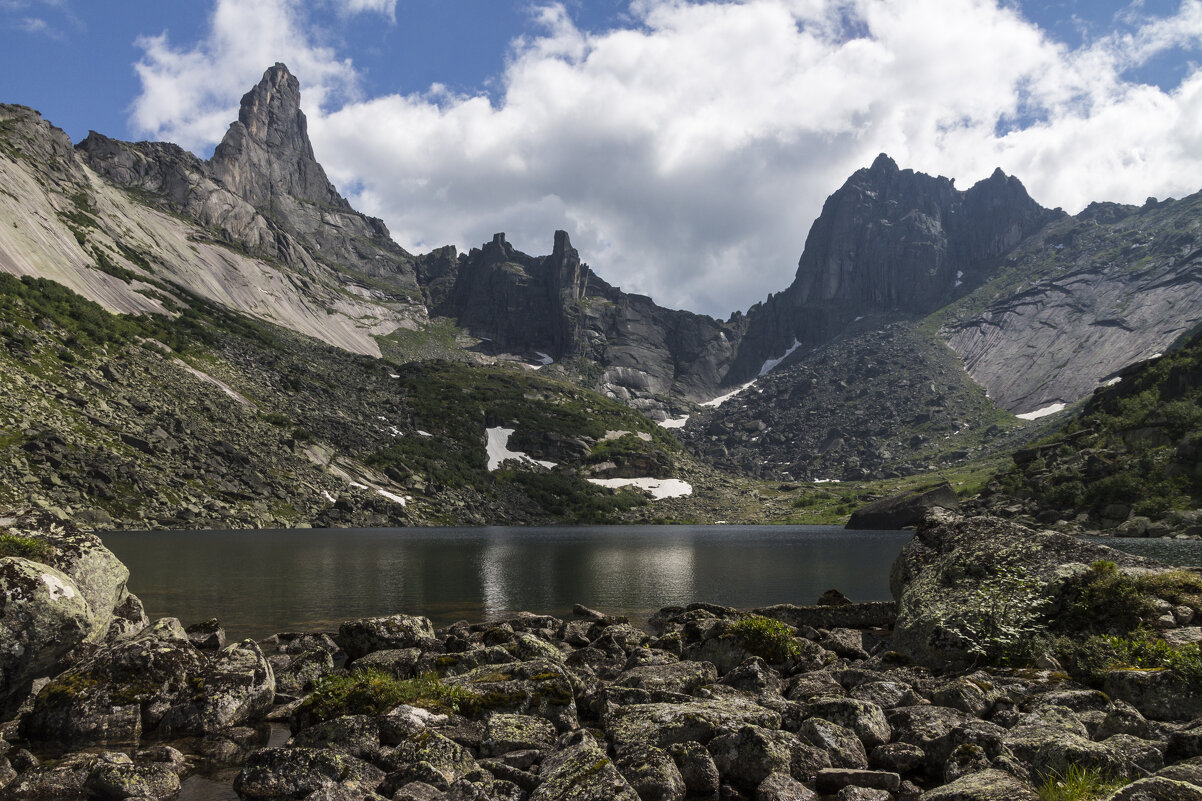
[918,768,1037,800]
[336,614,436,660]
[481,713,557,756]
[667,741,720,799]
[1104,669,1202,722]
[530,731,639,801]
[609,697,781,749]
[234,747,385,800]
[798,697,890,749]
[615,742,686,801]
[798,717,869,773]
[185,618,226,651]
[288,715,382,761]
[868,742,925,775]
[813,768,900,794]
[846,482,959,530]
[0,557,93,713]
[443,658,578,732]
[1104,777,1202,800]
[708,725,830,788]
[755,772,817,801]
[84,761,181,801]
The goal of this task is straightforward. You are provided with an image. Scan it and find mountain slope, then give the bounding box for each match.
[976,326,1202,533]
[936,195,1202,413]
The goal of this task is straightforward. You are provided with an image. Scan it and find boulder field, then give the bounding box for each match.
[0,511,1201,799]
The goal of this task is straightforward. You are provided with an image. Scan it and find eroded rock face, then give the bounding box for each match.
[731,154,1060,383]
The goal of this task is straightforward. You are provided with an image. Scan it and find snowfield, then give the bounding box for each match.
[587,477,693,500]
[485,427,558,471]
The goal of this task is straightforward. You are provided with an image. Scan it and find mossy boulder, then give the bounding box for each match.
[891,510,1158,669]
[530,731,639,801]
[336,614,436,661]
[444,658,578,732]
[24,617,272,746]
[234,746,385,800]
[0,556,92,713]
[607,697,781,749]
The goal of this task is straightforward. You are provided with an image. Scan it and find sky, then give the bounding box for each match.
[3,0,1202,318]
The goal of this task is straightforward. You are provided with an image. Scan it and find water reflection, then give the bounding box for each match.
[101,526,911,639]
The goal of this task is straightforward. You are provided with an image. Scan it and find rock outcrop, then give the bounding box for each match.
[941,194,1202,413]
[847,482,960,530]
[730,154,1061,383]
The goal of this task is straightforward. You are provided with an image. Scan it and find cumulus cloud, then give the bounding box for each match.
[132,0,1202,316]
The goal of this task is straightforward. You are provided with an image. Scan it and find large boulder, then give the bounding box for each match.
[0,511,149,712]
[23,618,273,746]
[846,482,959,530]
[0,558,93,713]
[608,697,782,749]
[531,732,639,801]
[336,614,436,661]
[891,510,1157,668]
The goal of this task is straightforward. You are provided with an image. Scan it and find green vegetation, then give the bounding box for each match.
[299,669,481,723]
[1065,629,1202,687]
[1037,765,1127,801]
[728,615,802,663]
[497,470,646,523]
[1058,560,1202,634]
[0,532,55,563]
[995,328,1202,522]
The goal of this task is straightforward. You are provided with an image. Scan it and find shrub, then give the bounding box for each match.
[1067,629,1202,687]
[0,533,56,563]
[946,563,1048,663]
[728,616,802,663]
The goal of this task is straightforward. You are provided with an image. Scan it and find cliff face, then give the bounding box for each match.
[730,155,1062,382]
[940,196,1202,413]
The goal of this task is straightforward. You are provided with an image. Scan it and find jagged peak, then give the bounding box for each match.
[210,63,346,211]
[868,152,899,173]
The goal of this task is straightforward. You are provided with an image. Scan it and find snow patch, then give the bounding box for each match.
[659,415,690,429]
[533,352,554,367]
[376,489,410,506]
[417,430,432,437]
[813,478,840,484]
[701,381,756,408]
[485,427,557,471]
[41,573,76,601]
[588,477,693,500]
[389,373,400,379]
[1017,403,1066,421]
[759,340,802,376]
[321,491,336,503]
[1101,376,1122,387]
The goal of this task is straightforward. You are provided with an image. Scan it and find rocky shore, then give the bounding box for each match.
[0,510,1201,800]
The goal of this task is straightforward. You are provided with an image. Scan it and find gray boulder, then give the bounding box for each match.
[0,558,92,713]
[234,747,385,800]
[615,742,686,801]
[709,725,830,788]
[919,768,1037,800]
[530,732,639,801]
[846,482,959,530]
[891,510,1156,668]
[336,614,436,661]
[608,698,781,749]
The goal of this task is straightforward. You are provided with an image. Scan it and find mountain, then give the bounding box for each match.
[1,62,1200,515]
[727,154,1062,384]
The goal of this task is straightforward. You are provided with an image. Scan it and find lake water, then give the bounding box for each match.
[100,525,911,639]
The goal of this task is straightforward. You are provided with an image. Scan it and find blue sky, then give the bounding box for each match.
[3,1,1202,316]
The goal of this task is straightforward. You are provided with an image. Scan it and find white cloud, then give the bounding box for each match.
[132,0,1202,316]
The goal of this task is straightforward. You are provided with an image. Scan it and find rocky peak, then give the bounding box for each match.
[726,155,1060,383]
[210,63,347,211]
